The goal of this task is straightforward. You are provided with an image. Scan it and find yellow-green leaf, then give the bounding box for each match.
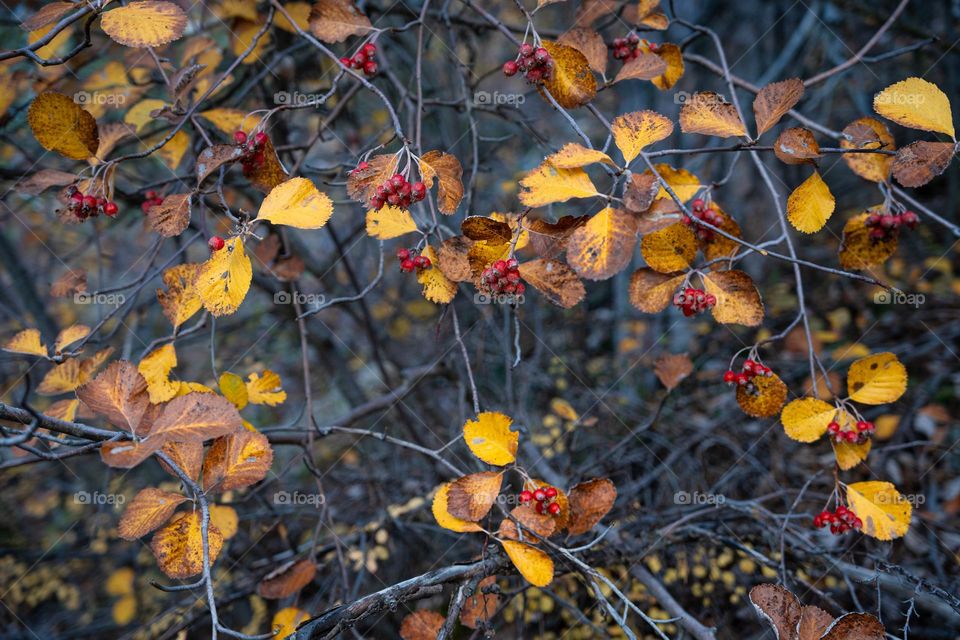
[787,171,835,233]
[257,177,334,229]
[463,412,518,465]
[196,237,252,316]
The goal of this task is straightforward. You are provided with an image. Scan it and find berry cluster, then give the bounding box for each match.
[723,359,773,394]
[502,43,552,84]
[480,258,525,296]
[865,209,919,241]
[609,33,657,61]
[396,247,431,273]
[681,198,724,242]
[234,130,269,176]
[63,185,118,220]
[827,418,875,444]
[208,236,225,251]
[370,173,426,211]
[520,486,560,516]
[673,287,716,317]
[339,42,379,77]
[142,189,164,214]
[813,505,862,535]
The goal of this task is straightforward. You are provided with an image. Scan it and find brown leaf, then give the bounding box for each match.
[820,612,885,640]
[50,269,87,298]
[736,373,788,418]
[679,92,747,138]
[526,215,589,259]
[146,193,192,237]
[653,353,693,390]
[150,511,224,579]
[567,478,616,535]
[565,207,638,280]
[840,118,895,183]
[252,233,281,266]
[797,605,834,640]
[541,41,597,109]
[400,610,445,640]
[346,154,399,205]
[557,27,607,75]
[753,78,804,136]
[703,270,764,326]
[461,216,512,244]
[839,210,898,270]
[76,361,151,435]
[197,144,245,185]
[202,430,274,491]
[420,150,463,215]
[498,504,557,542]
[150,392,243,442]
[614,52,668,83]
[257,558,316,599]
[308,0,372,43]
[623,172,659,213]
[20,1,76,31]
[437,236,474,282]
[774,127,822,165]
[100,438,162,469]
[749,584,801,640]
[118,488,188,539]
[21,169,77,196]
[95,122,136,161]
[446,471,503,521]
[628,268,684,313]
[459,576,499,629]
[271,255,305,282]
[245,136,288,193]
[159,439,204,481]
[891,141,954,188]
[518,259,586,308]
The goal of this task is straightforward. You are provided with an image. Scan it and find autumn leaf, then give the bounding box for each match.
[101,438,162,469]
[557,27,607,75]
[149,392,243,442]
[653,353,693,391]
[845,481,912,540]
[257,177,334,229]
[272,607,310,640]
[839,210,899,270]
[498,505,557,542]
[118,488,188,540]
[77,361,150,435]
[787,171,835,233]
[846,352,907,405]
[431,483,483,533]
[679,92,747,138]
[544,143,614,169]
[781,397,836,442]
[150,511,224,579]
[258,558,317,599]
[749,584,801,640]
[365,205,417,239]
[611,110,674,164]
[820,612,885,640]
[417,245,457,304]
[160,440,204,481]
[565,207,638,280]
[28,92,99,160]
[873,77,955,138]
[614,52,668,83]
[459,575,499,629]
[219,372,249,409]
[640,223,697,273]
[736,374,788,418]
[834,435,871,471]
[146,193,192,237]
[3,328,47,357]
[649,43,684,90]
[540,41,597,109]
[463,412,518,465]
[628,268,685,313]
[567,478,616,535]
[891,141,954,188]
[774,127,821,165]
[500,540,554,587]
[308,0,372,43]
[100,0,187,47]
[202,430,274,491]
[446,472,503,521]
[399,610,445,640]
[196,144,246,185]
[419,150,464,214]
[346,154,399,205]
[519,162,599,207]
[157,264,202,329]
[840,118,895,183]
[139,343,179,403]
[246,370,286,405]
[196,237,253,316]
[753,78,804,136]
[518,259,586,308]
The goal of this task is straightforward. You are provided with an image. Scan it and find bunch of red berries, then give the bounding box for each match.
[234,130,269,176]
[63,185,118,220]
[672,287,716,317]
[142,189,164,214]
[519,486,560,516]
[396,247,431,273]
[502,43,552,84]
[371,174,426,211]
[208,236,225,251]
[480,258,525,297]
[609,33,655,61]
[723,358,772,394]
[813,505,862,534]
[339,42,378,77]
[681,198,724,242]
[827,418,875,444]
[865,209,919,241]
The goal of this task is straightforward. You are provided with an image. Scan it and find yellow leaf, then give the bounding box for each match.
[219,372,249,409]
[209,504,239,539]
[649,164,701,203]
[703,270,764,326]
[845,481,912,540]
[106,567,135,596]
[196,237,253,316]
[463,412,518,466]
[157,263,202,329]
[431,483,483,533]
[787,171,835,233]
[28,92,99,160]
[53,324,90,353]
[419,150,464,215]
[199,108,262,136]
[3,328,47,357]
[518,162,598,208]
[446,471,503,521]
[38,359,85,395]
[118,488,189,540]
[202,430,274,491]
[246,370,286,405]
[365,205,417,239]
[736,373,788,418]
[628,268,685,313]
[232,18,271,64]
[139,343,179,403]
[272,607,310,640]
[112,595,137,625]
[649,43,684,90]
[417,245,457,304]
[501,540,554,587]
[257,177,334,229]
[565,207,638,280]
[873,77,955,139]
[780,397,836,442]
[100,0,188,48]
[150,511,224,579]
[834,437,871,471]
[839,210,899,270]
[679,92,747,138]
[640,223,697,273]
[847,352,907,405]
[840,118,895,183]
[544,143,614,169]
[46,398,80,422]
[611,110,674,163]
[276,1,311,32]
[154,130,191,169]
[124,98,165,133]
[541,41,597,109]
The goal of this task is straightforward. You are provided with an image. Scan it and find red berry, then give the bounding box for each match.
[82,195,97,209]
[104,202,118,216]
[208,236,225,251]
[535,501,546,514]
[515,283,526,296]
[396,248,410,261]
[363,60,378,76]
[519,490,533,503]
[503,60,519,76]
[233,131,247,145]
[352,52,367,68]
[547,502,560,515]
[691,198,705,211]
[254,132,268,147]
[519,43,534,58]
[70,191,84,203]
[419,256,431,269]
[339,56,351,67]
[400,258,415,272]
[533,47,550,63]
[533,489,546,502]
[362,43,377,57]
[723,370,736,384]
[544,487,558,499]
[827,421,840,433]
[735,373,749,386]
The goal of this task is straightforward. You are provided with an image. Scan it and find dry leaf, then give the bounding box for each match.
[100,0,188,48]
[150,511,224,579]
[891,141,954,188]
[614,52,668,83]
[774,127,821,165]
[420,150,464,214]
[399,610,445,640]
[840,118,895,183]
[146,193,191,237]
[628,268,685,313]
[76,361,150,435]
[703,270,764,326]
[118,488,188,539]
[446,471,503,521]
[308,0,372,43]
[749,584,801,640]
[753,78,804,136]
[557,27,607,75]
[541,41,597,109]
[612,110,674,164]
[679,92,747,138]
[202,430,274,491]
[567,478,616,535]
[653,353,693,390]
[258,558,317,599]
[565,207,638,280]
[518,259,586,308]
